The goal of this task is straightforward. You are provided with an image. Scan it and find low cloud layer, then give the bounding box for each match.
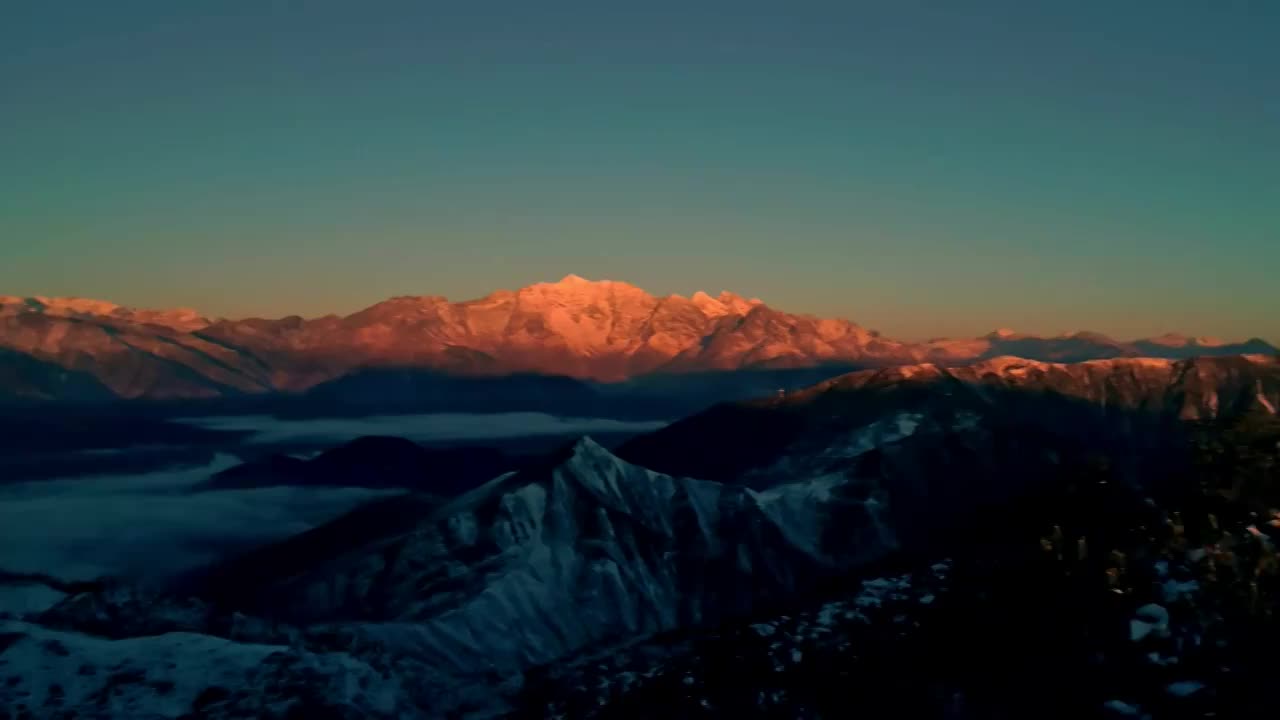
[1,413,670,587]
[0,455,398,585]
[177,412,669,445]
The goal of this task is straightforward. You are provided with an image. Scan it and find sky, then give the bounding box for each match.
[2,1,1277,342]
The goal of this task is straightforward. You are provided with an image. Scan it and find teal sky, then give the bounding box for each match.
[2,1,1277,342]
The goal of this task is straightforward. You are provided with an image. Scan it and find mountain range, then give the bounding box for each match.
[2,277,1274,404]
[4,354,1278,717]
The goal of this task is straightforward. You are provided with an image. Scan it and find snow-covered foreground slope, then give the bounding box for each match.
[0,619,410,719]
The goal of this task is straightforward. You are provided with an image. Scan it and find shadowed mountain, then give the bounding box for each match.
[284,368,610,418]
[4,280,1271,406]
[1130,333,1279,359]
[0,348,115,404]
[84,365,875,422]
[618,355,1280,483]
[272,365,870,420]
[202,435,513,493]
[183,492,444,615]
[975,329,1130,362]
[190,437,897,674]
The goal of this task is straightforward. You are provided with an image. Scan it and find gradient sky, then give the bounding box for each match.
[2,1,1277,342]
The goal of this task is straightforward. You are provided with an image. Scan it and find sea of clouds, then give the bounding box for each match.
[0,412,669,590]
[0,454,399,585]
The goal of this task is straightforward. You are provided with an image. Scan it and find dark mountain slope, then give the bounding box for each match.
[0,348,115,404]
[619,355,1280,483]
[204,435,513,493]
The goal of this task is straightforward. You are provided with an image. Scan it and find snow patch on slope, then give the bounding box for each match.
[0,620,409,718]
[1257,380,1276,414]
[750,474,849,557]
[0,620,282,717]
[746,411,924,487]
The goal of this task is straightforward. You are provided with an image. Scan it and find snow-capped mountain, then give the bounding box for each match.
[2,276,1274,402]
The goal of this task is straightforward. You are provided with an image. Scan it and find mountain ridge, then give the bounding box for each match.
[2,277,1275,401]
[618,354,1280,484]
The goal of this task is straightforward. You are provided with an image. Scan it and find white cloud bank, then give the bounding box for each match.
[0,455,399,585]
[1,413,669,587]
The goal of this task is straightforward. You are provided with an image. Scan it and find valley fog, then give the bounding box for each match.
[0,412,669,589]
[0,454,401,586]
